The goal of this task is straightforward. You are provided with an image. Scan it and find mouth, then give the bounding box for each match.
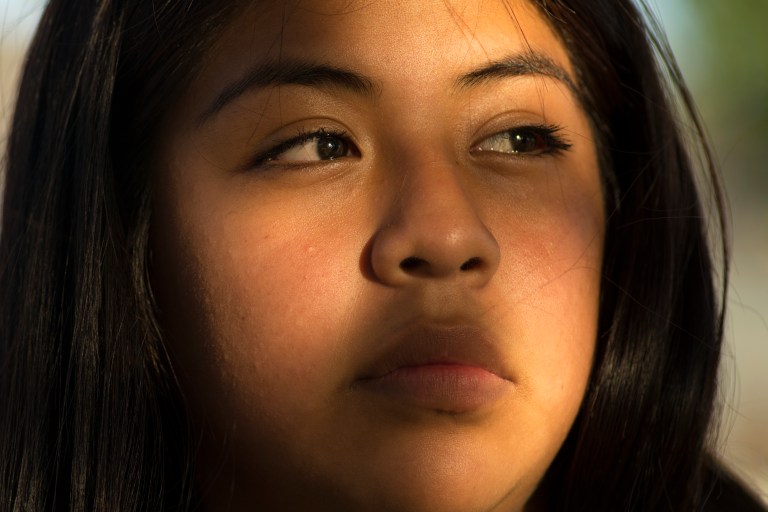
[352,324,514,414]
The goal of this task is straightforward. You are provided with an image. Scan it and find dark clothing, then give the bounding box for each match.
[704,464,767,511]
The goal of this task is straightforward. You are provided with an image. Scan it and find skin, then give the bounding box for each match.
[151,0,605,510]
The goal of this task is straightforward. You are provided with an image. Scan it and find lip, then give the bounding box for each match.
[352,324,514,413]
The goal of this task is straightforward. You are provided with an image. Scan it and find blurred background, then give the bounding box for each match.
[2,0,766,504]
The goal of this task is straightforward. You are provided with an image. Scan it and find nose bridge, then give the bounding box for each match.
[368,152,501,287]
[399,156,482,243]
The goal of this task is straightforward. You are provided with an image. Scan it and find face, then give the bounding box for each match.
[151,0,604,510]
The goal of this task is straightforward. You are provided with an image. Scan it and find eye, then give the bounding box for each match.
[253,129,357,167]
[472,124,572,156]
[277,132,352,162]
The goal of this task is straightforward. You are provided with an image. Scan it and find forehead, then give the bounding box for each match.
[191,0,574,99]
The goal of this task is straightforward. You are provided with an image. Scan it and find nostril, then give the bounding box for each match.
[400,256,426,271]
[460,257,483,271]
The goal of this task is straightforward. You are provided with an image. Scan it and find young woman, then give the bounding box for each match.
[0,0,764,510]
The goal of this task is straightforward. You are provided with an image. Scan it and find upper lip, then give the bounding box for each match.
[355,322,514,382]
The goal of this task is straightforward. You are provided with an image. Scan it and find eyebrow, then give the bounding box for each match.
[455,53,579,96]
[198,60,378,124]
[198,52,580,125]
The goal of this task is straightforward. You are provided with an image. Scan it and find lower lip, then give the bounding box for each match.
[356,364,510,413]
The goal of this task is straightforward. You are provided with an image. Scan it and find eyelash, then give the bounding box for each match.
[250,124,572,169]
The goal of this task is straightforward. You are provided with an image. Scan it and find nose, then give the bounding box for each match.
[369,161,500,288]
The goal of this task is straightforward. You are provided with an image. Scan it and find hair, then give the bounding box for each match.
[0,0,763,510]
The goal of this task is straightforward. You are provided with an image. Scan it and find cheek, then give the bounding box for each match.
[491,161,603,421]
[151,191,365,429]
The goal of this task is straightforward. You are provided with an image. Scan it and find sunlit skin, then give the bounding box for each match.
[151,0,604,510]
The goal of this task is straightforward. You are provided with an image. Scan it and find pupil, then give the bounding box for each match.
[317,136,346,160]
[511,132,538,153]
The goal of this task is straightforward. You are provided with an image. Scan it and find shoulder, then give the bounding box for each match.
[703,462,767,512]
